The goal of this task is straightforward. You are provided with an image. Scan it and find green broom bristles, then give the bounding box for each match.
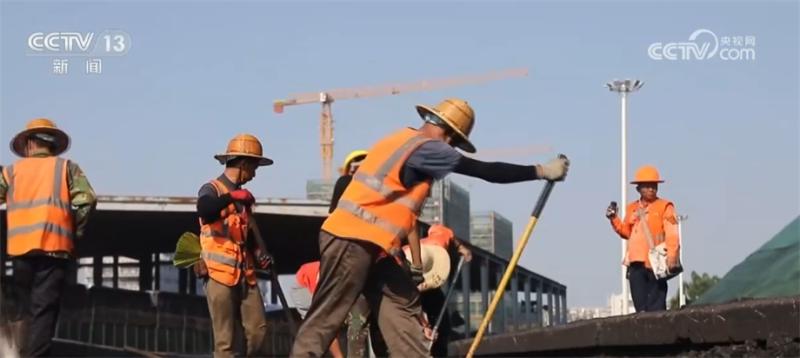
[173,232,202,268]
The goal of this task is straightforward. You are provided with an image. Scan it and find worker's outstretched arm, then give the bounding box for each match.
[402,140,567,186]
[454,155,569,183]
[454,156,538,183]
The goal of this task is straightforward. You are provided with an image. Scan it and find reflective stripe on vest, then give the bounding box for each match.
[202,251,243,269]
[322,128,434,251]
[198,179,255,286]
[336,200,407,237]
[4,157,74,256]
[7,222,75,241]
[344,133,430,214]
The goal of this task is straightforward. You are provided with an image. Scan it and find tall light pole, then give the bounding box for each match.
[677,214,688,307]
[606,79,644,315]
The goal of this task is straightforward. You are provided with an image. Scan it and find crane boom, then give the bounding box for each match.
[275,67,528,111]
[273,67,529,180]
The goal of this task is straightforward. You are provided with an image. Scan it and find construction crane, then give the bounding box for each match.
[273,67,529,181]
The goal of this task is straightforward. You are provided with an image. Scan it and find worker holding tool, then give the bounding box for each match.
[291,98,569,357]
[414,224,471,357]
[0,118,97,357]
[195,134,272,357]
[607,165,681,312]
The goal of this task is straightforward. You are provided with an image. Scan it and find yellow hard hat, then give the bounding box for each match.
[214,134,274,166]
[10,118,70,157]
[416,98,476,153]
[631,165,664,184]
[341,149,368,174]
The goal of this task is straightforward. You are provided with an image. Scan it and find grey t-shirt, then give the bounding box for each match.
[401,140,462,188]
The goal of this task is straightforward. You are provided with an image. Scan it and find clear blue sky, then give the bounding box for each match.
[1,0,797,307]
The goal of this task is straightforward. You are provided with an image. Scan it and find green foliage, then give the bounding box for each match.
[669,271,721,309]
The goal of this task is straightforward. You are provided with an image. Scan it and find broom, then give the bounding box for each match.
[173,232,202,268]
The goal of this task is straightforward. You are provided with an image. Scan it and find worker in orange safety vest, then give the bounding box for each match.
[0,118,97,357]
[607,165,681,312]
[291,98,569,357]
[194,134,273,357]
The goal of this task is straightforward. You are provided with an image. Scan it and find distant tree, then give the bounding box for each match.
[669,271,721,309]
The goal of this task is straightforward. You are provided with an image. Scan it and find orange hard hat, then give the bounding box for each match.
[10,118,70,157]
[427,224,454,242]
[631,165,664,184]
[214,134,273,166]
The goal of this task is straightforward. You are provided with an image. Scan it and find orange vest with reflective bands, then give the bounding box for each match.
[322,128,433,252]
[2,157,75,257]
[199,179,256,286]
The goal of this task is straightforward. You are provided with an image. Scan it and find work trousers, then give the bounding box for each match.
[291,231,428,357]
[628,262,668,312]
[13,255,68,357]
[205,277,268,358]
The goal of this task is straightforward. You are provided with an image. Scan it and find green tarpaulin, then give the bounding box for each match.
[694,216,800,305]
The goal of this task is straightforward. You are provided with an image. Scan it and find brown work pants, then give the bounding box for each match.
[291,231,429,357]
[205,277,268,358]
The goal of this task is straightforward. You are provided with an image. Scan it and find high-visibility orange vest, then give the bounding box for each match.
[199,179,256,286]
[322,128,433,252]
[623,198,673,267]
[2,157,75,257]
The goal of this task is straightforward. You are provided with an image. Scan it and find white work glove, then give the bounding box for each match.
[536,155,570,181]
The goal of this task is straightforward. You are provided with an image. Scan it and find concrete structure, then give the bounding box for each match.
[470,211,513,259]
[1,195,567,355]
[451,296,800,357]
[77,254,180,293]
[305,179,335,202]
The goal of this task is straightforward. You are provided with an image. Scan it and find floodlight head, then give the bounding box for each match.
[606,79,644,93]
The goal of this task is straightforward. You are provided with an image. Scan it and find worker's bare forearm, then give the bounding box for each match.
[407,226,422,267]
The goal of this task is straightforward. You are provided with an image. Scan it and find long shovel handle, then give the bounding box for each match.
[427,257,466,351]
[268,270,299,335]
[248,213,299,335]
[433,257,465,333]
[466,177,560,358]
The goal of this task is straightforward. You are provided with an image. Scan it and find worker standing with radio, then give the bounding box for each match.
[607,165,682,312]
